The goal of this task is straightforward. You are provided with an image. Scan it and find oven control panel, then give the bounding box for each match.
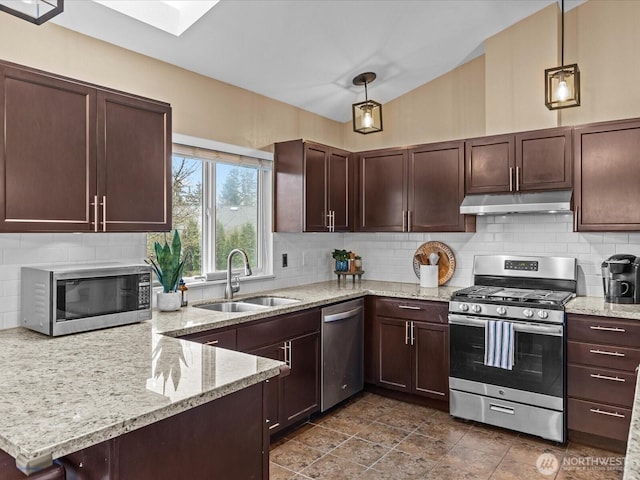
[504,260,539,271]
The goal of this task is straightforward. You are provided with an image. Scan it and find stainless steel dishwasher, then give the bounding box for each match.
[321,298,364,411]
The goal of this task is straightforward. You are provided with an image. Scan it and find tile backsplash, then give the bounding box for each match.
[1,213,639,330]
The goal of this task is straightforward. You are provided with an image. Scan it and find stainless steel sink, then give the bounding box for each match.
[241,296,300,307]
[196,302,268,313]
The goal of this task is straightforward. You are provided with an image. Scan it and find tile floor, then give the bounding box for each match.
[270,392,625,480]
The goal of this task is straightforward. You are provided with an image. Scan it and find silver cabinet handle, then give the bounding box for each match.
[490,404,515,415]
[204,340,219,346]
[410,321,415,346]
[590,408,625,419]
[287,341,292,368]
[408,210,412,232]
[402,210,406,232]
[509,167,513,192]
[590,326,626,333]
[405,321,409,345]
[398,305,421,310]
[515,166,520,191]
[589,349,625,357]
[590,373,625,382]
[101,195,107,232]
[92,195,99,232]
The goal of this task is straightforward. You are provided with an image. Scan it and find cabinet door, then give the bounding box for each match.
[97,91,171,232]
[408,141,467,232]
[0,65,97,231]
[327,149,351,232]
[574,119,640,231]
[515,127,572,192]
[282,332,320,426]
[377,317,411,392]
[413,322,449,400]
[304,143,328,232]
[357,148,407,231]
[249,343,284,432]
[465,134,515,194]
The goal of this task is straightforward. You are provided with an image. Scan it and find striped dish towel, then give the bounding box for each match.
[484,320,515,370]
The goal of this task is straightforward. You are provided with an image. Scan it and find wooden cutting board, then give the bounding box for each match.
[412,241,456,286]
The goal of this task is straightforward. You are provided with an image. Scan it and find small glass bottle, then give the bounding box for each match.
[178,279,188,307]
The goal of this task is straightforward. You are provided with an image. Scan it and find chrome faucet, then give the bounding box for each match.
[225,248,252,299]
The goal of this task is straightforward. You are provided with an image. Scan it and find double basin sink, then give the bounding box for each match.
[195,296,300,313]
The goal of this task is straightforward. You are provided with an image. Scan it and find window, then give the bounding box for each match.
[148,137,272,280]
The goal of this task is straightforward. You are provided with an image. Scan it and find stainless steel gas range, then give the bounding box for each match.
[448,255,577,443]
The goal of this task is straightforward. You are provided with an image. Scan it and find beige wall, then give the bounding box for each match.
[2,0,640,153]
[0,14,344,152]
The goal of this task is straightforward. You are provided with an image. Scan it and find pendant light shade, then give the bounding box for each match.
[545,0,580,110]
[0,0,63,25]
[352,72,383,134]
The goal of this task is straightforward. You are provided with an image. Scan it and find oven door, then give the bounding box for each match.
[448,313,564,401]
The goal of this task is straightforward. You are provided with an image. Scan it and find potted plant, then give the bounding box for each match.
[331,249,351,272]
[148,230,186,311]
[354,255,362,271]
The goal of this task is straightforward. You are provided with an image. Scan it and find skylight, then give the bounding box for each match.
[94,0,219,36]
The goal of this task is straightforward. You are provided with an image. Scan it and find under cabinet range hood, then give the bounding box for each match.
[460,190,572,215]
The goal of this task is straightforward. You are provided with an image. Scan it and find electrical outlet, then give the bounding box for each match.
[282,253,288,268]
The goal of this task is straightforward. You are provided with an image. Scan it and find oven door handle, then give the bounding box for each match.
[448,314,563,337]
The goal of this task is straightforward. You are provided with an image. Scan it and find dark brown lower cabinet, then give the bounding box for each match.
[237,308,321,434]
[374,298,449,402]
[59,382,268,479]
[567,314,640,445]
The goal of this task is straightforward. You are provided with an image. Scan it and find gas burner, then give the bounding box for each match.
[452,286,574,307]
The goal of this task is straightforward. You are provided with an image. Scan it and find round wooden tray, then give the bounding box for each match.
[412,241,456,286]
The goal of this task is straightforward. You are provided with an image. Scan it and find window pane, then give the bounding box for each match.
[148,156,203,277]
[215,164,258,271]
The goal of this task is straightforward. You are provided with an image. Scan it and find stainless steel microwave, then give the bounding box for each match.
[21,263,152,336]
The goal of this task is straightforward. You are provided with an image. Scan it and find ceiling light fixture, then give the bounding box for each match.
[545,0,580,110]
[352,72,383,135]
[0,0,63,25]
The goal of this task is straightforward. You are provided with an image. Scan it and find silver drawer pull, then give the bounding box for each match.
[490,404,515,415]
[590,326,626,333]
[204,340,219,346]
[589,349,625,357]
[398,305,421,310]
[590,408,625,419]
[590,373,626,383]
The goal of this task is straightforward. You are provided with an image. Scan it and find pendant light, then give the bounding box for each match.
[545,0,580,110]
[352,72,383,134]
[0,0,63,25]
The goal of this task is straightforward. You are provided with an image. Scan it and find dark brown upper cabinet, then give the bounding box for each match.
[574,118,640,231]
[0,61,171,233]
[408,141,472,232]
[274,140,352,232]
[356,147,407,232]
[357,142,473,232]
[465,127,572,195]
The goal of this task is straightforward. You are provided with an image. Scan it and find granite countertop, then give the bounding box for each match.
[0,323,283,473]
[4,278,640,474]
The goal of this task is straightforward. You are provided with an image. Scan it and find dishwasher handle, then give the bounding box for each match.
[323,307,363,323]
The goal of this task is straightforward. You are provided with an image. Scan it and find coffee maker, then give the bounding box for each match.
[601,254,640,304]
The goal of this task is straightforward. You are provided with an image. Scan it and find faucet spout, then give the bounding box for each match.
[225,248,252,300]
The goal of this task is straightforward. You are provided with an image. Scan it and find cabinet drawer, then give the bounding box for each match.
[237,309,320,351]
[567,340,640,372]
[375,298,448,323]
[568,397,632,442]
[567,314,640,347]
[567,364,636,408]
[180,328,237,350]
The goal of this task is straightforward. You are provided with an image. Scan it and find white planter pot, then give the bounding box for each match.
[157,292,181,312]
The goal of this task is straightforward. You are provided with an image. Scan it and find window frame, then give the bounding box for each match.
[170,134,273,282]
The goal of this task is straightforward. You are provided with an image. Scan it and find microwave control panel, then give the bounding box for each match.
[138,273,152,309]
